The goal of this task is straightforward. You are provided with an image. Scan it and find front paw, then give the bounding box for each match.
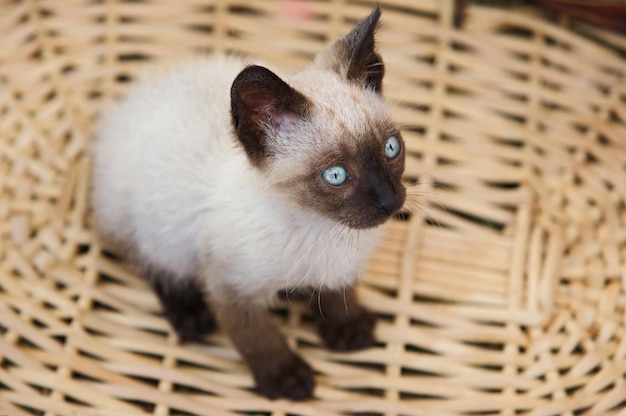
[254,353,315,401]
[318,309,376,351]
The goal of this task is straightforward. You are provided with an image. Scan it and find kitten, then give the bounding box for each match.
[91,6,405,400]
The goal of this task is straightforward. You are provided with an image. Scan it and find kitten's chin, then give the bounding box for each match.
[341,211,397,230]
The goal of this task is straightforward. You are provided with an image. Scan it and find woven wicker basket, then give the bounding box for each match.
[2,0,626,415]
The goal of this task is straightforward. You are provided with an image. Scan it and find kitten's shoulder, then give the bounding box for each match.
[97,54,248,144]
[121,54,248,108]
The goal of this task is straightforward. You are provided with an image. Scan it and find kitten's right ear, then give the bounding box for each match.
[231,65,310,167]
[316,6,384,93]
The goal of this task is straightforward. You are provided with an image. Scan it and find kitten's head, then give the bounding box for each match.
[230,6,405,229]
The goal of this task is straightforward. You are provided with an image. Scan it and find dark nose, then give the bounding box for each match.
[377,191,397,214]
[371,180,398,214]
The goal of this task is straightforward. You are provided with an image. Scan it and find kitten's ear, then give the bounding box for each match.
[317,6,384,93]
[230,65,310,167]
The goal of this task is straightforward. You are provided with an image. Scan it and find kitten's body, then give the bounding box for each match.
[92,7,405,400]
[94,56,383,303]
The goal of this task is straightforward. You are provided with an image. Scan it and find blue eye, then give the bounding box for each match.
[322,165,348,186]
[385,135,401,159]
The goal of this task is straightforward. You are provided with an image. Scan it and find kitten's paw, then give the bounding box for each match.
[254,353,315,401]
[318,309,377,351]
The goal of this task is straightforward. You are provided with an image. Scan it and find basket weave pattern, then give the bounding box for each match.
[1,1,626,415]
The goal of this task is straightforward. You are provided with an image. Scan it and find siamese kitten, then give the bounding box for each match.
[91,7,405,400]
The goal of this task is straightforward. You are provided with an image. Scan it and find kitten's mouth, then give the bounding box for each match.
[344,190,406,230]
[346,211,398,229]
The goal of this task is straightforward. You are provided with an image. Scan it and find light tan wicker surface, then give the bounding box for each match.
[2,1,626,415]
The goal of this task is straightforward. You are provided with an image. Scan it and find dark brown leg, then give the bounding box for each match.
[210,297,315,401]
[314,286,377,351]
[147,269,217,341]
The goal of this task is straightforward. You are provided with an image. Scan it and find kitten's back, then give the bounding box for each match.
[91,55,246,272]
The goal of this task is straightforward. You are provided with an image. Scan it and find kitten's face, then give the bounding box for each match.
[270,76,406,229]
[230,6,405,229]
[283,138,406,229]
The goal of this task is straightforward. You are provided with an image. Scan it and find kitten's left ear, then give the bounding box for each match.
[317,6,384,93]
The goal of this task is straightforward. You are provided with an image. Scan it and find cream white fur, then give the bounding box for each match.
[91,55,388,305]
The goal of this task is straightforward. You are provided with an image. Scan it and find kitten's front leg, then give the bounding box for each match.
[146,268,217,341]
[209,289,315,400]
[314,286,377,351]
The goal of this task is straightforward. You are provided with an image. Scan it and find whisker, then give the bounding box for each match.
[283,235,310,301]
[291,220,343,295]
[316,272,327,322]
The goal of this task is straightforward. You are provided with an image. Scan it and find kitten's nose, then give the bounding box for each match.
[378,195,396,214]
[375,185,398,214]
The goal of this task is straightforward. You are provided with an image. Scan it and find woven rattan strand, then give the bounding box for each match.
[1,1,625,415]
